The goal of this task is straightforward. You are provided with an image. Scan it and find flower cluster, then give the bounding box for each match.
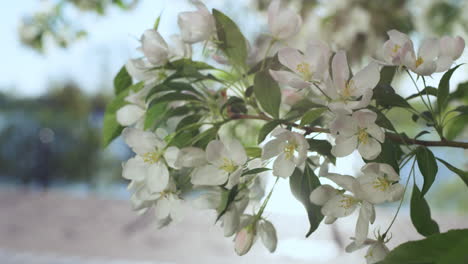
[105,0,466,262]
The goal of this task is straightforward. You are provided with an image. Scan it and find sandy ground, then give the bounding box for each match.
[0,187,467,264]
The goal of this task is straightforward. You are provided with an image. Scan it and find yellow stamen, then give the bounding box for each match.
[283,142,297,160]
[415,57,424,68]
[372,177,391,191]
[339,196,357,209]
[219,158,237,173]
[296,62,312,81]
[343,80,355,98]
[357,128,369,144]
[142,152,161,164]
[392,44,400,54]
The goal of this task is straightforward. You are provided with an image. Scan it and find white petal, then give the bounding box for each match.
[262,139,284,159]
[116,105,145,126]
[122,156,147,181]
[332,51,349,92]
[269,70,310,89]
[324,216,337,224]
[177,10,214,44]
[358,137,381,160]
[278,47,304,74]
[435,55,454,72]
[331,135,357,157]
[155,197,171,220]
[273,152,296,178]
[225,168,242,189]
[309,185,338,206]
[326,173,360,193]
[418,38,439,62]
[206,140,225,165]
[122,127,162,155]
[147,161,169,193]
[269,5,302,40]
[413,60,437,76]
[366,124,385,143]
[225,138,247,165]
[355,202,372,246]
[175,147,206,168]
[352,63,380,96]
[258,220,278,252]
[365,242,390,264]
[191,165,228,186]
[168,195,185,222]
[164,146,180,169]
[439,36,465,60]
[352,109,377,128]
[322,194,358,218]
[223,205,240,237]
[141,29,169,66]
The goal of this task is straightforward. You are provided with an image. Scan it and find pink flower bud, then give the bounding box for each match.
[234,227,255,256]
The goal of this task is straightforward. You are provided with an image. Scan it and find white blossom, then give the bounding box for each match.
[122,127,179,193]
[178,0,215,44]
[324,51,380,113]
[357,163,405,204]
[330,109,385,160]
[270,40,331,89]
[436,36,465,72]
[262,128,309,178]
[268,0,302,40]
[191,138,247,188]
[346,238,390,264]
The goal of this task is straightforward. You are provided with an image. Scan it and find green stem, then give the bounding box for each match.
[256,176,279,219]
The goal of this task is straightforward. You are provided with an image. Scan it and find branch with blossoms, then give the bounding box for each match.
[102,0,468,263]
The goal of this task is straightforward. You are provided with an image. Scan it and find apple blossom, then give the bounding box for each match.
[267,0,302,40]
[258,219,278,253]
[402,38,439,76]
[116,84,151,127]
[330,109,385,160]
[122,127,179,193]
[191,138,247,188]
[381,29,412,65]
[436,36,465,72]
[262,128,309,178]
[178,0,215,44]
[270,40,331,89]
[357,163,405,204]
[346,238,390,264]
[324,51,380,113]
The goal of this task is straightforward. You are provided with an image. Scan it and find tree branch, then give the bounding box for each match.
[230,114,468,149]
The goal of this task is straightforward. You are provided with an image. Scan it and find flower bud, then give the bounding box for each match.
[258,220,277,252]
[365,241,389,264]
[234,226,256,256]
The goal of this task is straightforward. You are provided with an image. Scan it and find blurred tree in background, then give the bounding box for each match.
[0,83,124,188]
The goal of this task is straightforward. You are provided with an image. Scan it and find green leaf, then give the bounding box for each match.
[437,158,468,187]
[148,92,201,108]
[153,14,162,30]
[377,66,397,86]
[445,114,468,140]
[307,139,336,164]
[289,166,323,237]
[438,64,463,113]
[146,82,202,101]
[377,229,468,264]
[102,82,144,147]
[113,65,132,95]
[247,54,281,75]
[242,167,270,176]
[193,126,219,149]
[410,185,440,237]
[254,70,281,118]
[216,186,239,222]
[300,108,326,126]
[245,147,262,158]
[144,102,168,130]
[406,86,438,100]
[373,84,413,109]
[212,9,247,68]
[258,120,282,144]
[368,105,397,131]
[448,81,468,104]
[176,114,202,132]
[415,146,438,196]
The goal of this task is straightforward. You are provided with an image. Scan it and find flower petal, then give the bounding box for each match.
[122,127,162,155]
[332,51,349,92]
[258,220,278,252]
[331,135,357,157]
[116,105,145,126]
[154,197,171,220]
[206,140,225,165]
[147,161,169,193]
[309,185,338,206]
[122,156,147,181]
[273,152,296,178]
[278,47,304,74]
[351,62,380,96]
[358,137,381,160]
[141,29,169,66]
[191,164,228,186]
[262,139,285,160]
[269,70,310,89]
[418,38,439,61]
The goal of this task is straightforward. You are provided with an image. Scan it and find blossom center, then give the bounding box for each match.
[284,142,297,160]
[296,62,312,81]
[342,80,355,98]
[339,196,357,209]
[219,158,237,173]
[142,152,161,164]
[391,44,400,54]
[357,128,369,144]
[415,56,424,68]
[372,177,391,191]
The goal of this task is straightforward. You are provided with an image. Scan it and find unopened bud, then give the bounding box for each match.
[258,220,277,252]
[234,226,256,256]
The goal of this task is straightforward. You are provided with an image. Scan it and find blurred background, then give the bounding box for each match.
[1,0,467,263]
